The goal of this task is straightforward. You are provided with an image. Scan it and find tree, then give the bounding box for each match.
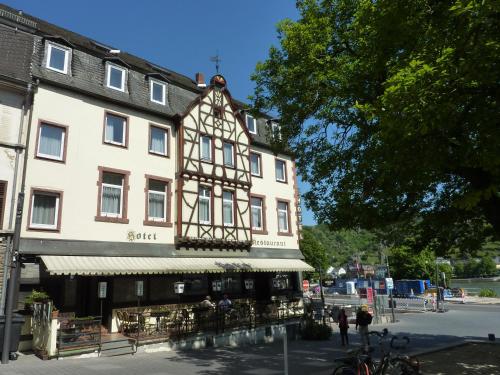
[252,0,500,255]
[300,227,329,278]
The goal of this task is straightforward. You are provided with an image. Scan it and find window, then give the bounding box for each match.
[200,135,212,162]
[100,172,124,218]
[46,43,70,74]
[150,79,166,105]
[223,142,234,167]
[275,159,287,182]
[223,191,234,226]
[250,153,262,177]
[104,113,127,147]
[246,114,256,134]
[30,190,61,230]
[271,121,281,140]
[149,125,168,156]
[106,63,126,91]
[199,186,211,224]
[36,122,66,161]
[148,180,167,222]
[251,196,264,231]
[277,200,290,234]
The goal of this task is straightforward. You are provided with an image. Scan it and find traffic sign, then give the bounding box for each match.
[302,280,309,291]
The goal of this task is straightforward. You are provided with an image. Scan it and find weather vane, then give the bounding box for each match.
[210,51,221,74]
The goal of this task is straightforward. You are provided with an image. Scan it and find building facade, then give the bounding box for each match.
[0,4,311,331]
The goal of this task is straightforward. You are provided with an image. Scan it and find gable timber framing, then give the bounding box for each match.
[177,85,252,250]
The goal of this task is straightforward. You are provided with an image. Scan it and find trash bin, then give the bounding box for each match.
[0,314,26,357]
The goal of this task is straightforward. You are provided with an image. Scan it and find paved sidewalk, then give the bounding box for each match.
[3,306,499,375]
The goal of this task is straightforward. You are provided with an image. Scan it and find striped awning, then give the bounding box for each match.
[40,255,314,276]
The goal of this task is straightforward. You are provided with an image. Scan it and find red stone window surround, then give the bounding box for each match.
[34,120,69,163]
[250,152,263,178]
[143,174,173,227]
[250,193,268,235]
[148,123,170,158]
[275,158,288,184]
[95,166,130,224]
[102,111,129,149]
[276,198,293,236]
[27,188,63,232]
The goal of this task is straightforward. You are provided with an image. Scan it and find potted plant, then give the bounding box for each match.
[51,307,59,319]
[24,290,50,310]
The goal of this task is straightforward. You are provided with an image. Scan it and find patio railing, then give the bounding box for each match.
[116,299,305,345]
[56,315,102,358]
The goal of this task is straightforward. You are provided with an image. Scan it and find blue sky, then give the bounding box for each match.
[5,0,317,225]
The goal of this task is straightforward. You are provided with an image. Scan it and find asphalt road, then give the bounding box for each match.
[5,304,500,375]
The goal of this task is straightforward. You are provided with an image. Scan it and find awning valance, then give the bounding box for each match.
[39,255,314,276]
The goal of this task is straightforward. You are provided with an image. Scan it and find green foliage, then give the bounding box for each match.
[24,290,50,305]
[454,256,497,277]
[252,0,500,255]
[300,227,329,271]
[305,224,380,267]
[300,319,332,340]
[479,288,497,297]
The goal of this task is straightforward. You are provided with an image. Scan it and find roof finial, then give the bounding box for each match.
[210,51,221,74]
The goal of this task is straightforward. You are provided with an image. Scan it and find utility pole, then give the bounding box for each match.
[386,255,396,323]
[318,266,326,325]
[435,260,440,312]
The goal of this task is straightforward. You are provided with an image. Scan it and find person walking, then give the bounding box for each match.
[338,308,349,346]
[355,304,372,350]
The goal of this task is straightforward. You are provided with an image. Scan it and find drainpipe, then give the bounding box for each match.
[1,81,36,364]
[0,85,29,314]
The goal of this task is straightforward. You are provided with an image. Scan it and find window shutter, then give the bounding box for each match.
[0,181,6,228]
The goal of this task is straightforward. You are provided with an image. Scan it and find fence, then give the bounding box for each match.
[56,316,102,358]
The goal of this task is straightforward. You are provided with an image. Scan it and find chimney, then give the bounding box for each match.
[195,72,206,88]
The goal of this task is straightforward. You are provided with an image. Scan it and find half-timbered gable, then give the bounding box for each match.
[177,75,252,249]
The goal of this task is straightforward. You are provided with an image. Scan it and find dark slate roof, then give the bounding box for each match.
[0,3,281,150]
[0,22,33,84]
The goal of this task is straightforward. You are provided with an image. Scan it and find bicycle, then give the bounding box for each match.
[331,329,420,375]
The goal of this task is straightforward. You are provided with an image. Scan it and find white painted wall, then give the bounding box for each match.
[21,85,177,244]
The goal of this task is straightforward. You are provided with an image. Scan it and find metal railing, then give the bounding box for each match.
[56,316,102,358]
[117,300,305,345]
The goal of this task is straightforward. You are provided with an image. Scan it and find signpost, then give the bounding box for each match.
[136,280,144,308]
[98,281,107,320]
[302,279,309,292]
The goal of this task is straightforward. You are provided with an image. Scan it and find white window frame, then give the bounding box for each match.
[148,182,167,222]
[30,192,60,230]
[150,79,166,105]
[100,176,124,218]
[250,153,261,177]
[37,123,65,161]
[46,42,70,74]
[199,186,211,225]
[149,125,168,156]
[271,121,282,140]
[277,201,289,233]
[246,114,257,134]
[275,159,286,182]
[200,135,212,162]
[223,191,234,226]
[251,197,263,230]
[223,142,234,167]
[106,62,126,92]
[104,113,126,146]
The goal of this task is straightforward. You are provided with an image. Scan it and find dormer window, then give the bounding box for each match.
[106,62,127,92]
[46,42,70,74]
[271,121,281,140]
[150,79,166,105]
[246,114,257,134]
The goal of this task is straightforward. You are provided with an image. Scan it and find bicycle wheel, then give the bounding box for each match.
[332,364,370,375]
[384,358,419,375]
